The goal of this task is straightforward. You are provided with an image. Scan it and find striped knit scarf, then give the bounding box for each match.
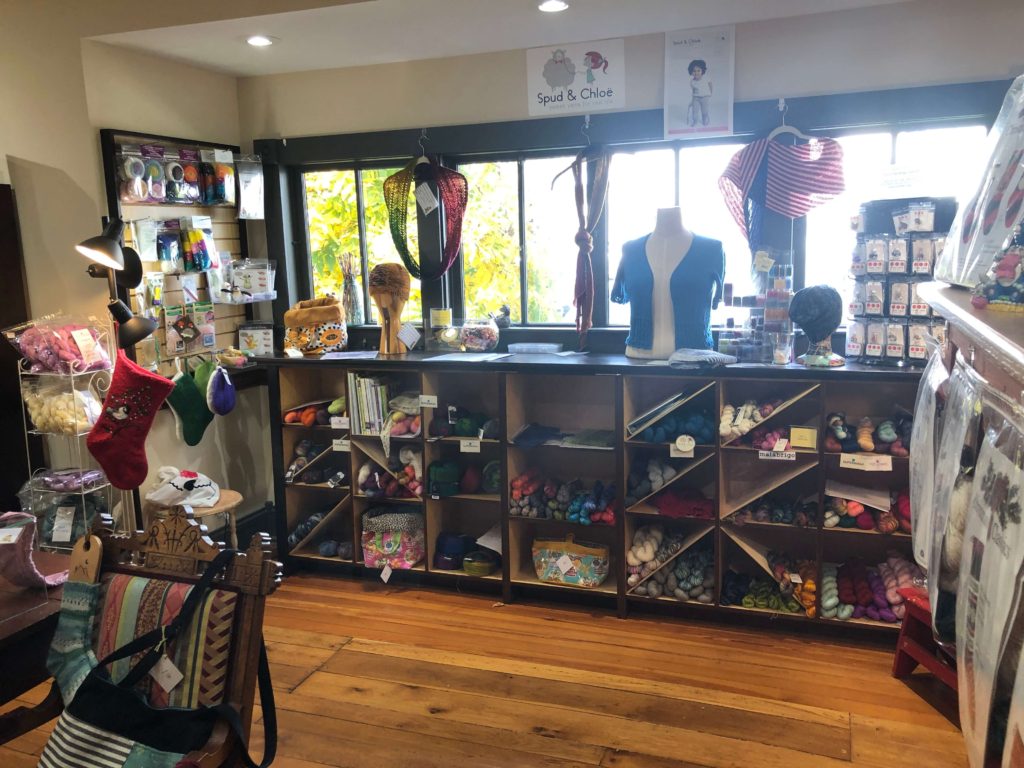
[383,158,468,280]
[720,137,845,241]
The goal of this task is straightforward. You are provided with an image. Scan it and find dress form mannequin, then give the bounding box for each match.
[626,207,694,359]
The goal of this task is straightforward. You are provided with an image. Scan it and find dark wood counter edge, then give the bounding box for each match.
[254,353,922,382]
[919,281,1024,382]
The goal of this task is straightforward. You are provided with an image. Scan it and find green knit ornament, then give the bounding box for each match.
[46,581,100,704]
[167,370,214,446]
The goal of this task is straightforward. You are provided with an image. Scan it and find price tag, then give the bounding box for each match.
[888,259,907,273]
[911,303,930,316]
[330,416,349,430]
[0,526,24,545]
[419,394,438,408]
[772,438,789,452]
[415,182,439,215]
[865,301,883,315]
[556,554,574,574]
[149,654,184,693]
[397,323,421,350]
[52,506,76,543]
[789,427,817,450]
[332,438,350,452]
[753,251,775,272]
[758,450,796,461]
[839,453,893,472]
[70,329,103,365]
[889,303,907,316]
[865,343,883,357]
[865,260,885,273]
[460,439,481,454]
[886,344,905,357]
[380,564,393,583]
[913,260,932,274]
[788,573,803,585]
[909,344,927,359]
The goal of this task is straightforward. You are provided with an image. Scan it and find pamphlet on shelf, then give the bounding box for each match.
[476,523,503,555]
[426,352,511,362]
[320,351,380,360]
[824,479,891,512]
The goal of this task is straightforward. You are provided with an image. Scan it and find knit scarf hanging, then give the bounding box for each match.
[383,158,468,280]
[553,147,611,343]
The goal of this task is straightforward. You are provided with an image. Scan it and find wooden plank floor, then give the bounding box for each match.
[2,573,968,767]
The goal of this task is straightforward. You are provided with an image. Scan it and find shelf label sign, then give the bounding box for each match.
[419,394,438,408]
[527,38,626,117]
[758,450,796,461]
[332,438,350,452]
[789,426,817,450]
[839,453,893,472]
[460,439,481,454]
[330,416,349,430]
[669,444,694,458]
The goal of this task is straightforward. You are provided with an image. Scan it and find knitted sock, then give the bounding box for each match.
[87,350,175,490]
[46,580,101,704]
[166,370,214,447]
[0,512,68,588]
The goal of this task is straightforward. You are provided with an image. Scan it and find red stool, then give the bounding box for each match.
[892,586,958,690]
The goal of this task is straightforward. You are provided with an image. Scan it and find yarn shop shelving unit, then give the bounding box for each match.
[16,333,127,554]
[98,129,260,378]
[266,356,921,633]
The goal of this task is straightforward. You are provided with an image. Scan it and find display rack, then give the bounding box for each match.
[98,129,259,377]
[267,355,920,632]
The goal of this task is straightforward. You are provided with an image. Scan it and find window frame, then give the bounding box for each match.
[261,79,1009,343]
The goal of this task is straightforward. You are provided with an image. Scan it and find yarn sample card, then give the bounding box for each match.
[664,25,734,139]
[526,38,625,117]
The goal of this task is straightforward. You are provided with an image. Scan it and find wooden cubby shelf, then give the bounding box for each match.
[268,357,919,633]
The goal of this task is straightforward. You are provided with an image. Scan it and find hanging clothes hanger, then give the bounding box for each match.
[767,99,814,142]
[415,129,430,166]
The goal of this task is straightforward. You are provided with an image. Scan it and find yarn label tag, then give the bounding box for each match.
[758,450,796,461]
[70,329,103,366]
[789,427,817,450]
[150,654,184,693]
[669,444,694,458]
[330,416,349,430]
[753,251,775,273]
[419,394,438,408]
[0,526,24,545]
[772,438,789,452]
[788,573,803,584]
[415,183,439,215]
[380,564,393,583]
[332,438,350,452]
[398,323,421,350]
[52,507,76,542]
[839,453,893,472]
[460,439,481,454]
[556,554,574,574]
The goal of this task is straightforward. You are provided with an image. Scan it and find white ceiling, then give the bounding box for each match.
[92,0,907,77]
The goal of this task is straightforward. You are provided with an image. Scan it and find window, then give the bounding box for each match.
[459,161,522,322]
[524,156,580,324]
[303,166,422,325]
[805,125,988,315]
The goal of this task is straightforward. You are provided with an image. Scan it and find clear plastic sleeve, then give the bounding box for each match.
[910,338,949,568]
[928,354,984,647]
[3,314,112,374]
[936,74,1024,287]
[956,392,1024,766]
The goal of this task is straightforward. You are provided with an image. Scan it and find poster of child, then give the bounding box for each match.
[664,25,734,139]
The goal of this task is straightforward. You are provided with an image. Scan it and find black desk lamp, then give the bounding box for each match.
[76,219,157,349]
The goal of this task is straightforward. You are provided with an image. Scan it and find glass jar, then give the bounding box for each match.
[459,318,500,352]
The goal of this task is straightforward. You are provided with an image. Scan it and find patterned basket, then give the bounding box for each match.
[532,534,610,588]
[361,508,425,569]
[283,297,347,356]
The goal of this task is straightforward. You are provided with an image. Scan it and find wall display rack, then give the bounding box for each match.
[99,129,259,376]
[266,353,920,632]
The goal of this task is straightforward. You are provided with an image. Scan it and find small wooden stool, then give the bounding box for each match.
[145,490,243,548]
[892,586,958,691]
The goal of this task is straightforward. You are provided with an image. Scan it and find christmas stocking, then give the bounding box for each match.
[167,369,214,447]
[87,350,175,490]
[0,512,68,588]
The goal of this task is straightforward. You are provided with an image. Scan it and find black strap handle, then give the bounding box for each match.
[213,638,276,768]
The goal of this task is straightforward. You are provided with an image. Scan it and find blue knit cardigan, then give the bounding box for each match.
[611,234,725,351]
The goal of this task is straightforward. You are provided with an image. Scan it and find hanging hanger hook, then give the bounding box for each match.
[581,115,592,146]
[417,128,429,156]
[777,98,788,127]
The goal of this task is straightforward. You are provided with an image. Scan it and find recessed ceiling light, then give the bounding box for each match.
[538,1,569,12]
[246,35,276,47]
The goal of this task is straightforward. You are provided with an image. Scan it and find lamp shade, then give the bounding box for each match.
[76,219,125,270]
[108,299,157,348]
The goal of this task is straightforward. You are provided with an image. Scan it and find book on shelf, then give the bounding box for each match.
[627,390,693,438]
